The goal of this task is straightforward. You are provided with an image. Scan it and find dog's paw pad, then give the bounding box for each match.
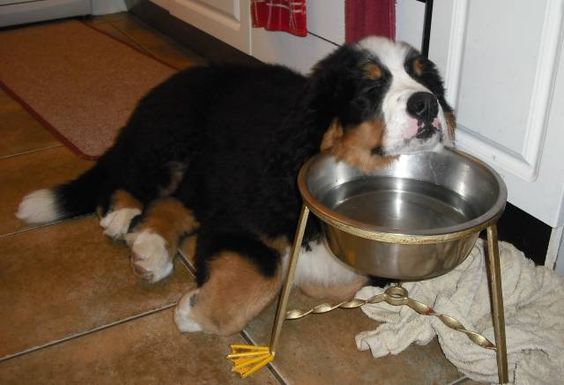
[129,231,173,283]
[175,290,203,333]
[100,208,141,240]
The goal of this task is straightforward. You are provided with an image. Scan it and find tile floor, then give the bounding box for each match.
[0,13,483,385]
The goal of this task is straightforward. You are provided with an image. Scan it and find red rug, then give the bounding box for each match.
[0,20,178,160]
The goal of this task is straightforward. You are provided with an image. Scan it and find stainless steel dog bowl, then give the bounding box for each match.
[298,147,507,280]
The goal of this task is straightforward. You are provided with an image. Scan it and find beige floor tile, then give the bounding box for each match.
[0,90,61,158]
[243,289,463,385]
[0,308,280,385]
[0,146,92,236]
[0,217,194,359]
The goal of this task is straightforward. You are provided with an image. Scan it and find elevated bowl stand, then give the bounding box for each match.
[227,204,509,384]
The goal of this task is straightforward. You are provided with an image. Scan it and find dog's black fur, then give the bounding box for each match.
[20,38,454,334]
[55,45,419,281]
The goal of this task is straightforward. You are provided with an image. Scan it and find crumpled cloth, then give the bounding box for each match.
[355,240,564,385]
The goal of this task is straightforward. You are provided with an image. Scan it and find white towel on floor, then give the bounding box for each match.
[354,240,564,385]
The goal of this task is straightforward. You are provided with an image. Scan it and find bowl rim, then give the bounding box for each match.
[297,147,507,245]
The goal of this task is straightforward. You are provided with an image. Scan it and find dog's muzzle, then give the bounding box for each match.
[407,92,439,139]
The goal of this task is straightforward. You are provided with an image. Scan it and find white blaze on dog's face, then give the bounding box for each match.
[318,36,455,172]
[357,36,454,155]
[358,37,453,155]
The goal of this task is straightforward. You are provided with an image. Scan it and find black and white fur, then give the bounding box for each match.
[17,37,455,335]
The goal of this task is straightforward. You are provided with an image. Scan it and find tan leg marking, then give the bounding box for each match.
[99,189,144,240]
[136,198,199,255]
[261,235,290,255]
[180,235,198,265]
[113,190,143,211]
[127,198,199,282]
[321,118,397,173]
[363,63,382,80]
[413,58,424,76]
[181,251,282,336]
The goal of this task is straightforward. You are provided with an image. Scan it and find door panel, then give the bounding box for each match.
[399,0,564,227]
[448,0,561,183]
[167,0,250,52]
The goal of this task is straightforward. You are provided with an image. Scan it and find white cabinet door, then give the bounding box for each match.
[399,0,564,229]
[163,0,251,53]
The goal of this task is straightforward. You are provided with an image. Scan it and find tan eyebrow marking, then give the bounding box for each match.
[413,58,424,76]
[364,63,382,80]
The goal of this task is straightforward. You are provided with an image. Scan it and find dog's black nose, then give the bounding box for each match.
[406,92,438,122]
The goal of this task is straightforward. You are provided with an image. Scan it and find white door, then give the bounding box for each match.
[397,0,564,271]
[399,0,564,228]
[162,0,252,53]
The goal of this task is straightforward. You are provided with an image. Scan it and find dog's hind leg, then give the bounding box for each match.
[100,160,188,240]
[174,231,284,336]
[99,190,144,240]
[125,197,199,283]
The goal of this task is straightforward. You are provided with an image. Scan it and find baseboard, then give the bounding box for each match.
[92,0,127,15]
[0,0,90,28]
[129,0,259,65]
[494,202,551,265]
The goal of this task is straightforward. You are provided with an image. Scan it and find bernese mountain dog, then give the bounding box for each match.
[16,36,455,336]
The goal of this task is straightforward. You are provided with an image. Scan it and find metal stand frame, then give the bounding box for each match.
[228,205,509,384]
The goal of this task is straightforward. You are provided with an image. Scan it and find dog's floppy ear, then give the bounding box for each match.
[443,110,456,146]
[306,45,386,128]
[320,119,343,151]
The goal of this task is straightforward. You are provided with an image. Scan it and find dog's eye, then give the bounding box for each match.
[363,63,382,80]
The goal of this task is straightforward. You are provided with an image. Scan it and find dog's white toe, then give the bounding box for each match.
[100,208,141,240]
[129,231,173,283]
[175,289,203,333]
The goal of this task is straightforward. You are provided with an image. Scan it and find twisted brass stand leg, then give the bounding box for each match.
[486,225,508,384]
[227,205,310,377]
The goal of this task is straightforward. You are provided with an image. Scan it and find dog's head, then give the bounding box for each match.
[308,36,455,172]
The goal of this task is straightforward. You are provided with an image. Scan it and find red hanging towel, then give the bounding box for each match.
[251,0,307,37]
[345,0,396,43]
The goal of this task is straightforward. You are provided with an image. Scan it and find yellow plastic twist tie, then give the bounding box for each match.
[227,344,274,378]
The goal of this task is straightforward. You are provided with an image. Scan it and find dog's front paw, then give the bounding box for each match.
[174,289,203,333]
[100,208,141,240]
[126,231,173,283]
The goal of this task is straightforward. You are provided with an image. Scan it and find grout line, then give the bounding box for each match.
[0,214,94,240]
[176,247,196,277]
[107,21,161,59]
[0,221,65,239]
[105,22,153,54]
[0,144,63,161]
[445,376,470,385]
[0,303,176,364]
